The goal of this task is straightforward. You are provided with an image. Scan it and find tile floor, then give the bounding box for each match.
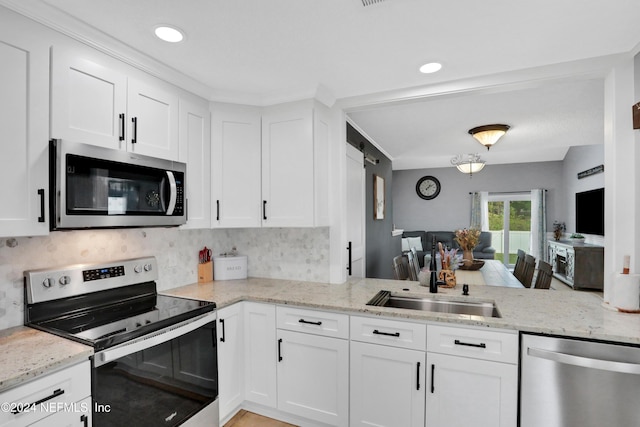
[224,410,297,427]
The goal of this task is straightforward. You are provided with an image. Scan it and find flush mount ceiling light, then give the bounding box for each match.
[468,124,510,150]
[419,62,442,74]
[154,25,185,43]
[451,154,485,178]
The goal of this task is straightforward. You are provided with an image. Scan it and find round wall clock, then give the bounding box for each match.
[416,176,441,200]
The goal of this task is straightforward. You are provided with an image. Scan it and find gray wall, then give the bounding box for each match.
[347,123,399,279]
[562,144,605,234]
[392,161,565,233]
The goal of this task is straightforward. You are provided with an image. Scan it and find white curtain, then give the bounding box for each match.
[470,191,489,230]
[530,189,547,261]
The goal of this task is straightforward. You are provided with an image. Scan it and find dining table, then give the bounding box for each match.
[454,259,524,288]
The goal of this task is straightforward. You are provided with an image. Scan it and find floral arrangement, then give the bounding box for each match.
[454,228,481,251]
[438,243,462,270]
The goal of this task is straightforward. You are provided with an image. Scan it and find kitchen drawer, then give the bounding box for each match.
[427,324,518,364]
[0,360,91,427]
[350,316,426,351]
[276,306,349,339]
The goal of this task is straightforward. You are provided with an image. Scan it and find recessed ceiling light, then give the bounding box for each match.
[419,62,442,74]
[154,25,184,43]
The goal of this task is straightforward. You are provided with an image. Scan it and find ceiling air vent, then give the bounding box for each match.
[361,0,385,6]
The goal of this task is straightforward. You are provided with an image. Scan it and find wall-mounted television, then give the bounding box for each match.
[575,188,604,236]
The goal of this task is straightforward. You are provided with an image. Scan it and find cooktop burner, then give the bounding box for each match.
[24,257,215,350]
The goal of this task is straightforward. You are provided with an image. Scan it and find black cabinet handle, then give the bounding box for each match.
[263,200,267,220]
[454,339,486,349]
[131,117,137,144]
[219,318,225,342]
[37,189,45,222]
[216,200,220,221]
[431,364,435,393]
[416,361,421,391]
[347,241,352,276]
[119,113,125,141]
[298,319,322,326]
[372,329,400,337]
[278,338,283,362]
[11,388,64,414]
[81,414,88,427]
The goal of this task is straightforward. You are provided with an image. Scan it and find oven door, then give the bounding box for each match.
[92,313,218,427]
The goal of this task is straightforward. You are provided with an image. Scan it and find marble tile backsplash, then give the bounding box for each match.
[0,227,330,330]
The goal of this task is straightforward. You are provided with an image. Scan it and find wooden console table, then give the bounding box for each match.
[547,240,604,290]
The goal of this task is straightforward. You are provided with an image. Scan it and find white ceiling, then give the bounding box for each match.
[10,0,640,168]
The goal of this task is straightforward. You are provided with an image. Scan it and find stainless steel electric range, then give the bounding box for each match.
[24,257,219,427]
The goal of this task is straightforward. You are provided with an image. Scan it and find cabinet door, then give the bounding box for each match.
[179,97,211,229]
[261,106,314,227]
[51,46,127,150]
[0,20,49,237]
[244,302,277,407]
[426,352,517,427]
[277,330,349,426]
[217,303,244,422]
[211,105,262,228]
[350,341,426,427]
[29,397,92,427]
[127,77,179,160]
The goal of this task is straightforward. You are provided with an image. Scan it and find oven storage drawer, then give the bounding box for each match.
[427,324,518,363]
[276,306,349,339]
[0,361,90,427]
[351,316,426,351]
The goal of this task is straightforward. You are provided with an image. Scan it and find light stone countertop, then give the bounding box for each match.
[162,276,640,345]
[0,326,93,393]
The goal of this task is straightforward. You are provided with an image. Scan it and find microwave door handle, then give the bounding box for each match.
[165,171,177,215]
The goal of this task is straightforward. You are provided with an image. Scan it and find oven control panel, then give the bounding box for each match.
[24,257,158,304]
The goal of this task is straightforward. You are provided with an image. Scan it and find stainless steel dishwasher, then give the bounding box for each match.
[521,334,640,427]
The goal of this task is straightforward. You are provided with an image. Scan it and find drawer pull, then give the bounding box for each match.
[454,339,486,349]
[372,329,400,337]
[298,319,322,326]
[11,388,65,414]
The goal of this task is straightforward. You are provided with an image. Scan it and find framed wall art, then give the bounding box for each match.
[374,174,385,220]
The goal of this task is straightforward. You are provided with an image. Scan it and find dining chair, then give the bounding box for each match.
[519,254,536,288]
[392,255,410,280]
[513,249,526,280]
[406,249,420,281]
[533,260,554,289]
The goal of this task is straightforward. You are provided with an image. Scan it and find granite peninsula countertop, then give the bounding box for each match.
[163,276,640,345]
[0,326,93,392]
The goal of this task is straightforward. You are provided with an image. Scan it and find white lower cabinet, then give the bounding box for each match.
[0,361,91,427]
[217,303,244,423]
[243,302,277,408]
[350,341,426,427]
[426,325,518,427]
[276,329,349,426]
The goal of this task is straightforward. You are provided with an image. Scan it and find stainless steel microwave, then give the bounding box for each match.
[50,139,186,230]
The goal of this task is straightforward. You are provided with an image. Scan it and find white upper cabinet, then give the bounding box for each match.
[211,104,262,228]
[180,96,211,229]
[211,100,329,229]
[127,77,179,160]
[261,100,329,227]
[51,44,180,161]
[0,10,50,237]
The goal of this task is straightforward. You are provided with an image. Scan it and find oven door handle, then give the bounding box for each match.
[95,312,215,367]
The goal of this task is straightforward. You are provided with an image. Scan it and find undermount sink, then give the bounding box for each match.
[366,290,501,318]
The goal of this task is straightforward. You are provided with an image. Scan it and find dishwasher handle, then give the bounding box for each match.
[528,346,640,375]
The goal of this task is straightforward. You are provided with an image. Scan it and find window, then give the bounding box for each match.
[488,193,531,267]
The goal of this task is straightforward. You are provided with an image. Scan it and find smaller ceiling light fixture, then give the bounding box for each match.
[451,154,485,178]
[468,124,510,150]
[154,25,185,43]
